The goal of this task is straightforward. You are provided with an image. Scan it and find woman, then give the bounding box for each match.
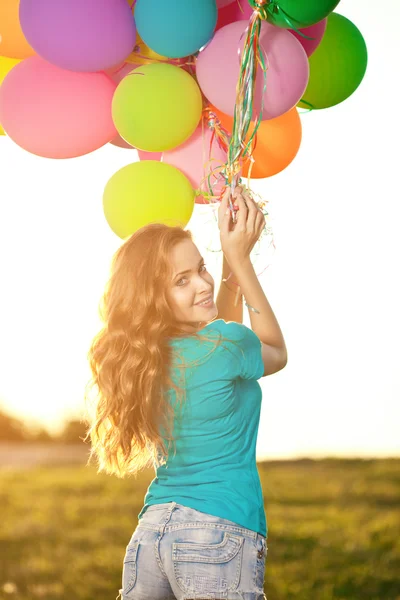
[84,185,287,600]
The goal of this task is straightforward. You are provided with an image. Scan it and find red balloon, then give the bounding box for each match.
[216,0,253,31]
[216,0,236,8]
[289,19,327,57]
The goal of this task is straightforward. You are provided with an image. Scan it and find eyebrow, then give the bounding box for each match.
[174,257,204,280]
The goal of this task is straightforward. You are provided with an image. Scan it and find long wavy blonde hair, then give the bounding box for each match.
[83,223,239,479]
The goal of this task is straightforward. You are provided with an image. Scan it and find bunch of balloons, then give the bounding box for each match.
[0,0,368,239]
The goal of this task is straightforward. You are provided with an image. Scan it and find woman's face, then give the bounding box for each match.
[167,239,218,332]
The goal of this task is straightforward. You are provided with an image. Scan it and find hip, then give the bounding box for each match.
[120,501,268,599]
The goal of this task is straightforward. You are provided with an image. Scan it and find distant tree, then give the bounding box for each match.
[0,404,57,443]
[24,425,55,443]
[58,419,88,444]
[0,408,29,441]
[33,428,55,442]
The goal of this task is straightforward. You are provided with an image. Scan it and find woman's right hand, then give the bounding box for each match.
[218,185,266,267]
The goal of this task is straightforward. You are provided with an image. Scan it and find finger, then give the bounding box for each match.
[233,194,248,228]
[241,188,257,211]
[241,187,256,204]
[232,184,246,197]
[232,192,247,211]
[256,210,266,236]
[242,189,263,215]
[219,186,231,204]
[242,193,258,233]
[218,187,233,223]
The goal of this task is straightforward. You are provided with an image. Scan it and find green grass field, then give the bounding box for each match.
[1,457,399,600]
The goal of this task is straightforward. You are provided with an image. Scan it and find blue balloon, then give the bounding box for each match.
[135,0,217,59]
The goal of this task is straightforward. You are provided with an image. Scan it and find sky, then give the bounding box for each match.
[0,0,399,461]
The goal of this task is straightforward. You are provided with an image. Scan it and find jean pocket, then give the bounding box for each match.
[172,531,244,595]
[121,539,139,597]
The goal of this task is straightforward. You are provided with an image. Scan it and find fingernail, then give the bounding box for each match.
[225,209,230,215]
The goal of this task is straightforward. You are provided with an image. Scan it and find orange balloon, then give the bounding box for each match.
[211,105,302,179]
[0,56,21,136]
[0,0,35,59]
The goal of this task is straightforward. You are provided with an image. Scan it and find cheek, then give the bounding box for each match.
[172,288,192,307]
[171,273,214,307]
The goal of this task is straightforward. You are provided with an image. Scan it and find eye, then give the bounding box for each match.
[176,263,207,286]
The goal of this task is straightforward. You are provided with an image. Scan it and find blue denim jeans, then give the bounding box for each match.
[117,501,268,600]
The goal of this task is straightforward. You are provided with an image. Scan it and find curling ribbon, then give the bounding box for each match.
[222,0,268,220]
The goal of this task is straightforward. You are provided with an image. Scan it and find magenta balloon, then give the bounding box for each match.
[289,19,327,57]
[19,0,136,72]
[196,20,309,120]
[0,56,117,158]
[216,0,253,31]
[163,125,227,204]
[138,150,162,161]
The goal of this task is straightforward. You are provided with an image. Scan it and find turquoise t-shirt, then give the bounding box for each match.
[137,319,267,537]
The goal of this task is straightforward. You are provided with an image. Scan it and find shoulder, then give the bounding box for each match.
[222,321,261,344]
[214,322,262,358]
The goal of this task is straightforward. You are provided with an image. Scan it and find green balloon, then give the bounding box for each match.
[298,12,368,110]
[248,0,341,29]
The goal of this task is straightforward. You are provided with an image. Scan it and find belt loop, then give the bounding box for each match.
[158,502,177,535]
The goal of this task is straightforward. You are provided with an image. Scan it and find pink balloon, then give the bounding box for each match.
[216,0,253,31]
[163,124,227,204]
[138,150,162,160]
[289,19,327,57]
[0,56,117,158]
[196,20,309,120]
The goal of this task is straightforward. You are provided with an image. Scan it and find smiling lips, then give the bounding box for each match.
[195,295,213,306]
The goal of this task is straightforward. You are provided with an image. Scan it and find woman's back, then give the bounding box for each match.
[138,319,267,538]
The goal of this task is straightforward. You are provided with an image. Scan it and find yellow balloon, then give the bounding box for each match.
[0,56,20,135]
[103,160,195,239]
[125,32,167,66]
[112,62,202,152]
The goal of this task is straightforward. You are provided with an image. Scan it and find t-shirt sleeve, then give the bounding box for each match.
[222,321,264,380]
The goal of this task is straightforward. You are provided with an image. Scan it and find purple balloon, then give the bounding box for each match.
[19,0,136,72]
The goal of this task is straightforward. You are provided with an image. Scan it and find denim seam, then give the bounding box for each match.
[154,534,169,581]
[153,501,178,580]
[172,534,244,562]
[139,521,258,540]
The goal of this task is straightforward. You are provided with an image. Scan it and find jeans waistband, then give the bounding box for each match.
[138,502,263,541]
